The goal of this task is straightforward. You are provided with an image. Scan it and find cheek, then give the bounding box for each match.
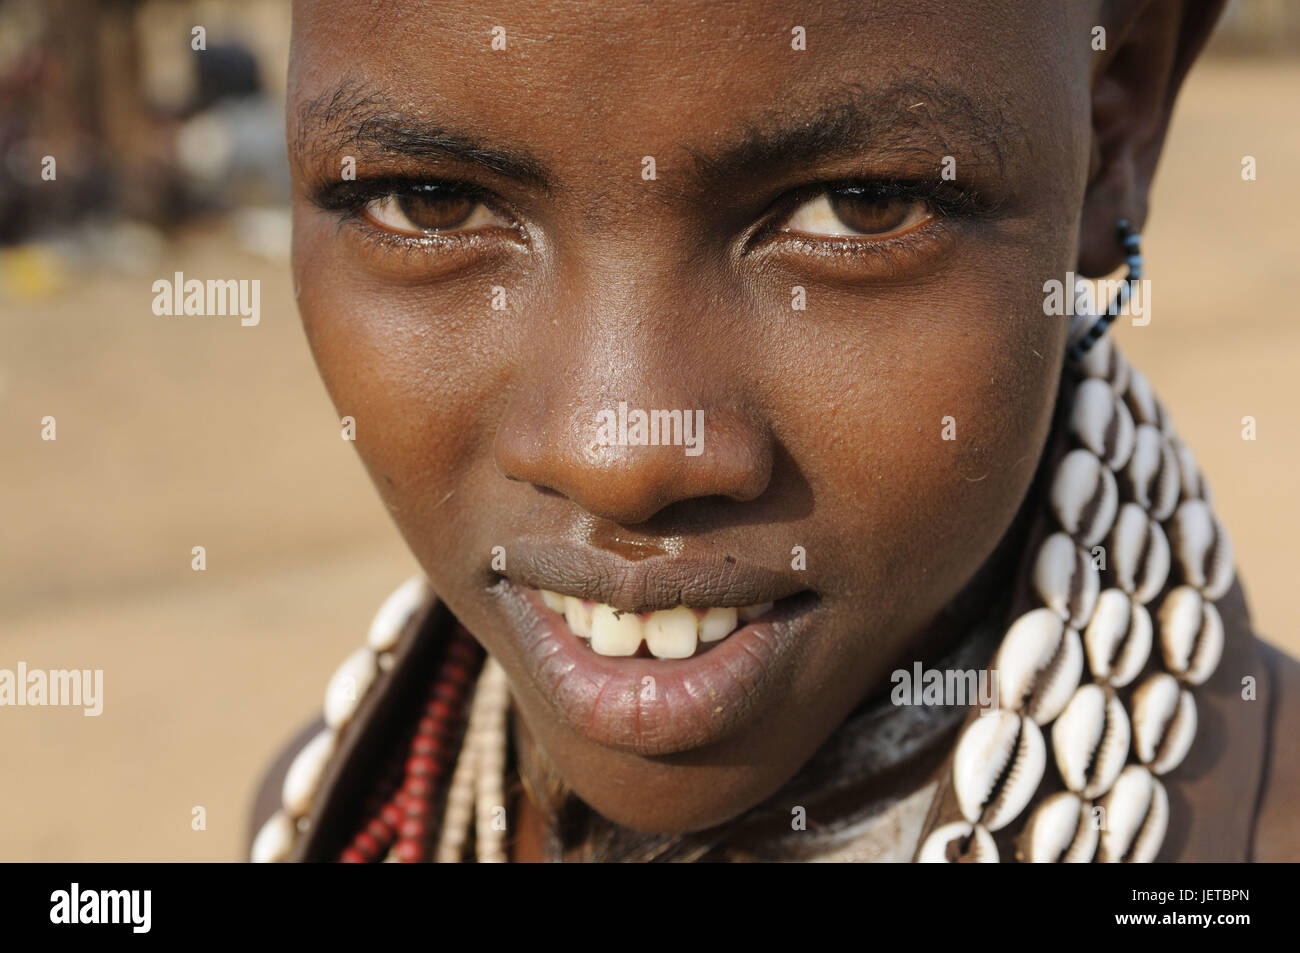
[784,275,1065,614]
[291,214,502,540]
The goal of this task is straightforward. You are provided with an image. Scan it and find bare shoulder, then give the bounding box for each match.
[245,716,327,860]
[1253,639,1300,861]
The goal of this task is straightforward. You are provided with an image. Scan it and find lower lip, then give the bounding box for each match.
[495,582,818,756]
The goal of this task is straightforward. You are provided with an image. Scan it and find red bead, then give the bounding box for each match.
[405,754,437,778]
[366,818,394,844]
[411,736,441,757]
[354,831,382,859]
[380,802,404,828]
[433,682,463,703]
[394,839,423,863]
[400,816,430,841]
[402,776,433,799]
[441,662,472,686]
[340,847,368,863]
[403,797,433,819]
[426,698,455,721]
[416,716,440,736]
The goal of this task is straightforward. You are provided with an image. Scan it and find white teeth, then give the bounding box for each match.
[539,590,772,658]
[644,607,700,659]
[699,606,739,643]
[563,596,593,638]
[590,604,644,656]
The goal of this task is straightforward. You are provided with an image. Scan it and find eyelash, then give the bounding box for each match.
[314,177,526,263]
[748,178,979,273]
[313,175,980,271]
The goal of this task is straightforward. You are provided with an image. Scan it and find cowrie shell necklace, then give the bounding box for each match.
[917,328,1233,863]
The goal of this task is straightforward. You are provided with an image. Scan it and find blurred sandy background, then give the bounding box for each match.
[1,1,1297,861]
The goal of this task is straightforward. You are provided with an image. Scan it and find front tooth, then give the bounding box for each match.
[699,606,739,643]
[564,596,593,638]
[541,589,567,613]
[590,604,644,656]
[738,602,773,622]
[644,607,699,659]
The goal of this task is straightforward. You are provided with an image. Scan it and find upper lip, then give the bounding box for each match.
[499,539,808,612]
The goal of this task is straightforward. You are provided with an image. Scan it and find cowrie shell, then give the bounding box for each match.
[1124,367,1172,437]
[251,809,295,863]
[917,821,999,863]
[1157,585,1224,686]
[1168,499,1234,600]
[1018,791,1099,863]
[994,608,1083,724]
[1084,588,1152,687]
[367,575,429,652]
[1170,435,1213,504]
[1131,672,1198,775]
[1121,425,1179,521]
[1050,449,1120,547]
[324,646,379,729]
[953,709,1045,832]
[1097,765,1168,862]
[1053,683,1130,799]
[1107,502,1171,605]
[282,727,338,818]
[1070,379,1136,471]
[1076,334,1131,396]
[1033,532,1100,628]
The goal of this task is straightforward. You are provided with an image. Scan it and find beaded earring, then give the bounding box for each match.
[1067,218,1142,362]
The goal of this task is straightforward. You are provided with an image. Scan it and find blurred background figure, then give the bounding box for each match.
[0,0,291,297]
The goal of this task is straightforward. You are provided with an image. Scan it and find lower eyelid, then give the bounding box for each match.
[752,216,959,279]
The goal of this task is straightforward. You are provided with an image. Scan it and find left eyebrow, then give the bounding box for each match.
[291,80,553,191]
[682,78,1015,192]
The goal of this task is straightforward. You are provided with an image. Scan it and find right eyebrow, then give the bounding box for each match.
[291,80,553,192]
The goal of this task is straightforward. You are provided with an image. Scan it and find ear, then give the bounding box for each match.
[1077,0,1226,276]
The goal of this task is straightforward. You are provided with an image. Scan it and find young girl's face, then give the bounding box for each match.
[288,1,1103,832]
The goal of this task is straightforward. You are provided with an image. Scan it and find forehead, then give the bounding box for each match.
[289,0,1084,177]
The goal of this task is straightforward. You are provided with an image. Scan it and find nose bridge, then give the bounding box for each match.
[493,257,772,525]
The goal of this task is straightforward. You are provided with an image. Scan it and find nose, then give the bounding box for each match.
[493,314,773,526]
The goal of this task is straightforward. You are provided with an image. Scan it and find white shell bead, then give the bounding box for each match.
[1050,449,1120,547]
[366,575,429,652]
[1107,503,1171,605]
[1124,367,1172,437]
[1033,532,1100,628]
[953,709,1045,832]
[250,809,295,863]
[1084,588,1152,688]
[1076,334,1131,396]
[324,646,379,729]
[1170,435,1212,504]
[1157,585,1224,686]
[993,608,1083,724]
[917,821,999,863]
[1122,425,1180,522]
[282,727,338,818]
[1018,791,1098,863]
[1052,683,1130,799]
[1097,765,1168,862]
[1070,378,1136,470]
[1131,672,1198,775]
[1168,499,1234,600]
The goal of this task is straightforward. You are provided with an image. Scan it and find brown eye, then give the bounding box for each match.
[363,187,512,236]
[782,187,932,239]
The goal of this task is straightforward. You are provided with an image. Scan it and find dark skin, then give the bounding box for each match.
[277,0,1300,858]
